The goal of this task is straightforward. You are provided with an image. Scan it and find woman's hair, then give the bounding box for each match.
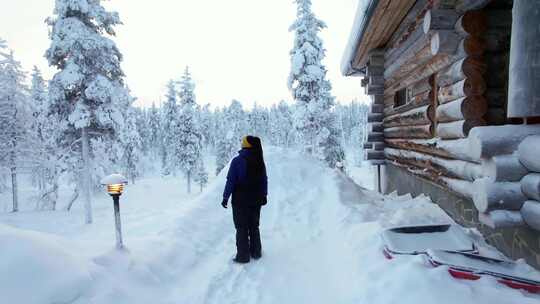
[245,136,266,179]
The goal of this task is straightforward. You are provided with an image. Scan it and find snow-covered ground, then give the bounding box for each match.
[1,148,539,304]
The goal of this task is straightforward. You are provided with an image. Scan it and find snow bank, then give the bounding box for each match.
[2,148,539,303]
[0,224,94,304]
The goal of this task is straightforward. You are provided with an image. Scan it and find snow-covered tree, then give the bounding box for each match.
[134,107,150,156]
[147,102,161,159]
[0,49,28,212]
[215,100,246,175]
[120,104,142,184]
[46,0,131,223]
[269,100,294,147]
[199,103,214,149]
[172,67,205,193]
[288,0,345,168]
[193,158,208,193]
[29,67,49,191]
[26,66,63,210]
[161,80,179,175]
[247,102,268,139]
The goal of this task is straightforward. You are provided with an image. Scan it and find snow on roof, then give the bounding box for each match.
[340,0,376,77]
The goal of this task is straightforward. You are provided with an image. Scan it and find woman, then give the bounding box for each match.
[221,136,268,264]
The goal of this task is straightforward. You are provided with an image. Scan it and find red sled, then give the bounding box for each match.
[427,250,540,294]
[381,224,476,259]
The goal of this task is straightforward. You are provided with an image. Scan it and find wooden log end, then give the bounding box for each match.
[521,200,540,231]
[518,135,540,173]
[520,173,540,201]
[479,210,524,229]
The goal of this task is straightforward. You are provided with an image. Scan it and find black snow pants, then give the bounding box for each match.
[232,204,262,261]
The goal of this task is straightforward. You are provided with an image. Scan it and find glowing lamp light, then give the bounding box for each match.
[100,174,128,196]
[100,174,128,250]
[107,183,124,195]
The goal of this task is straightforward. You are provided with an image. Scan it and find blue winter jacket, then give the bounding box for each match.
[223,149,268,205]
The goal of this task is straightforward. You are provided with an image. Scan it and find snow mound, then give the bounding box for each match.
[0,224,94,304]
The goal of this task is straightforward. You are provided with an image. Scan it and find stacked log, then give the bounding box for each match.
[465,131,540,230]
[364,49,386,165]
[482,155,528,182]
[479,210,524,229]
[385,147,483,181]
[432,10,487,140]
[467,125,540,160]
[472,178,527,213]
[518,136,540,173]
[518,136,540,231]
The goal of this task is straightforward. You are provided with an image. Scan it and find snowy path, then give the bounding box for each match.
[2,149,540,304]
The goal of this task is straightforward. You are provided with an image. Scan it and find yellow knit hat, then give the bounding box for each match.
[242,136,253,148]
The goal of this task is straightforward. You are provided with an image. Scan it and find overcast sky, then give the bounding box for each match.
[1,0,367,109]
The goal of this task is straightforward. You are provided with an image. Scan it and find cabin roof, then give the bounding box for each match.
[341,0,417,77]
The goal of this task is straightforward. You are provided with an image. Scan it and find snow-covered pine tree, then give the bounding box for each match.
[0,49,28,212]
[148,101,161,160]
[29,67,49,191]
[120,104,142,184]
[134,107,150,157]
[215,100,248,175]
[46,0,131,223]
[288,0,345,168]
[199,103,214,149]
[161,80,179,175]
[27,66,65,210]
[268,100,292,147]
[193,158,209,193]
[247,102,269,140]
[173,67,205,193]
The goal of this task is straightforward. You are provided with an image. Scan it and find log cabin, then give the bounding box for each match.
[342,0,540,269]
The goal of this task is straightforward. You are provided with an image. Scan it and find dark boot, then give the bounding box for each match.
[249,227,262,259]
[235,228,250,263]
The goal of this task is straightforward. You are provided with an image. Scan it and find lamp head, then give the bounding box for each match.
[100,174,128,196]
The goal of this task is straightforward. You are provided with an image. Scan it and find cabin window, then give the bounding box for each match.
[394,88,407,108]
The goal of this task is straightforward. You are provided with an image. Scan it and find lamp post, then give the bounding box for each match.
[100,174,128,250]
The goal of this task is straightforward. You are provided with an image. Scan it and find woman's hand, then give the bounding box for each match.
[261,196,267,206]
[221,198,228,209]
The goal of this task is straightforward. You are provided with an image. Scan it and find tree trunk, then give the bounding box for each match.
[187,171,192,194]
[11,166,18,212]
[66,188,79,211]
[81,127,93,224]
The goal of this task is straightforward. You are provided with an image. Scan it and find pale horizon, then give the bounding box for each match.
[1,0,369,109]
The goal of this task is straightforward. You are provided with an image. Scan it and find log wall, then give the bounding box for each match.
[356,0,540,269]
[357,0,540,270]
[375,1,491,189]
